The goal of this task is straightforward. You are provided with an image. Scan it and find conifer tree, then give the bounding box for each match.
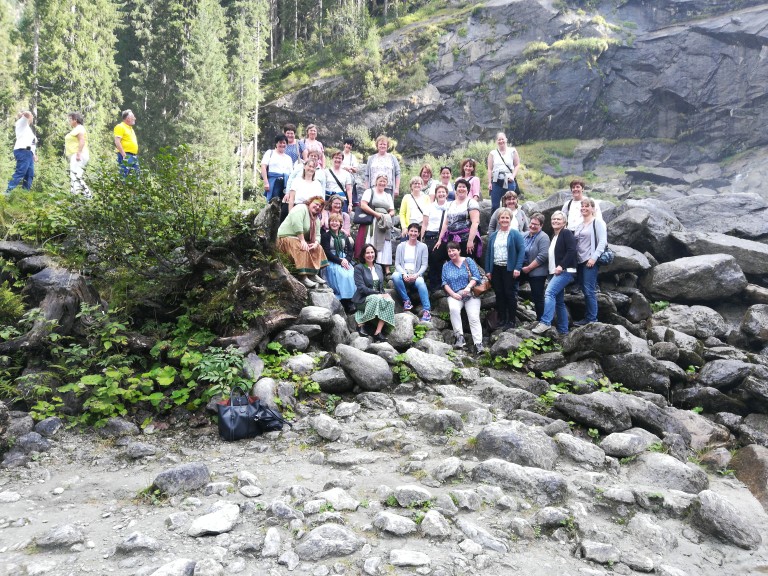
[0,0,21,178]
[17,0,121,155]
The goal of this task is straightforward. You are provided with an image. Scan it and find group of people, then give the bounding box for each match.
[5,108,139,196]
[273,124,610,352]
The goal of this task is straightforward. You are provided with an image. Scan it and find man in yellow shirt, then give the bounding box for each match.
[113,109,139,177]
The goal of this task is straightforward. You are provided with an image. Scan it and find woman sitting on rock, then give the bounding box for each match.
[435,178,481,262]
[320,213,356,309]
[277,196,328,289]
[352,244,395,342]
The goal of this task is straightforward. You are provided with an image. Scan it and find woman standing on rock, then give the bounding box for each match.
[355,174,395,274]
[437,165,455,200]
[459,158,481,200]
[321,214,356,309]
[532,211,577,336]
[301,124,325,168]
[277,196,328,289]
[485,208,525,330]
[487,132,520,212]
[488,191,528,234]
[422,184,450,291]
[435,178,481,262]
[442,242,484,353]
[286,159,323,213]
[399,177,431,239]
[365,135,400,198]
[520,213,550,321]
[573,198,608,326]
[352,244,395,342]
[420,163,437,200]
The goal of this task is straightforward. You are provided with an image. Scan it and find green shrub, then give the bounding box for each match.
[0,281,24,325]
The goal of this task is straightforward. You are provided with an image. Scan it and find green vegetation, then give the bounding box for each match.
[489,337,558,369]
[392,354,417,383]
[650,301,670,313]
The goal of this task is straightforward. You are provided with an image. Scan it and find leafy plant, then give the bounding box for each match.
[392,353,416,383]
[650,300,670,313]
[492,337,557,369]
[412,324,428,342]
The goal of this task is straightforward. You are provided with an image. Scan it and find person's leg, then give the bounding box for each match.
[447,297,464,335]
[465,297,483,345]
[391,272,410,304]
[529,276,546,320]
[413,277,431,310]
[554,271,574,333]
[490,182,504,212]
[581,264,599,322]
[541,273,570,326]
[504,269,519,327]
[7,149,32,193]
[373,319,385,335]
[490,265,508,325]
[22,152,34,190]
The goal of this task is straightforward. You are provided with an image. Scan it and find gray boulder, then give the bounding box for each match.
[471,458,568,505]
[600,244,652,274]
[741,304,768,345]
[474,421,559,470]
[640,255,747,302]
[418,410,463,434]
[403,347,454,383]
[692,490,762,550]
[294,524,364,561]
[373,511,417,535]
[561,323,649,356]
[297,305,333,326]
[606,201,685,262]
[731,444,768,510]
[672,230,768,276]
[650,304,727,339]
[275,330,310,352]
[668,193,768,239]
[310,414,343,441]
[312,366,354,394]
[601,353,671,395]
[696,359,754,390]
[323,314,351,349]
[388,313,415,350]
[554,433,606,468]
[627,452,709,494]
[600,431,656,458]
[188,502,240,537]
[153,463,210,495]
[336,344,393,391]
[553,392,632,433]
[36,524,85,549]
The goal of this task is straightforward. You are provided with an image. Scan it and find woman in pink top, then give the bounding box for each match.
[459,158,481,200]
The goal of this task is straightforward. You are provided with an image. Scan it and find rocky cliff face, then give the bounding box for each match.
[265,0,768,165]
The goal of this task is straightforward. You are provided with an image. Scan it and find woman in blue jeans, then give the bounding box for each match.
[573,198,608,326]
[532,211,578,335]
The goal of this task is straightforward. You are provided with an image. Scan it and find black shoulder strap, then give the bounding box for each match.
[329,168,346,192]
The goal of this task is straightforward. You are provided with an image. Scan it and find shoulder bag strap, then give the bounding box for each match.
[497,149,514,173]
[329,168,345,192]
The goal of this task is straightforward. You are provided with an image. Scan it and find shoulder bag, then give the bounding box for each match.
[465,259,489,297]
[593,220,615,266]
[353,189,375,225]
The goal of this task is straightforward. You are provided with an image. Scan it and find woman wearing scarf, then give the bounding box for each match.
[320,213,356,308]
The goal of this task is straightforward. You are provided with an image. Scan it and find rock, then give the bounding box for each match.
[697,359,753,391]
[430,457,463,482]
[692,490,762,549]
[166,512,190,531]
[449,489,481,511]
[126,442,158,459]
[99,417,140,438]
[312,366,354,394]
[315,487,359,511]
[420,510,451,538]
[148,558,196,576]
[456,518,508,553]
[672,230,768,276]
[665,407,729,450]
[116,531,162,554]
[188,502,240,537]
[600,432,656,458]
[601,353,671,395]
[294,524,364,561]
[554,359,604,388]
[668,193,768,239]
[310,413,343,441]
[489,331,527,357]
[471,458,568,505]
[153,463,210,495]
[627,453,708,494]
[34,417,63,437]
[13,431,52,454]
[389,549,431,567]
[243,353,265,380]
[336,344,393,391]
[193,559,225,576]
[269,500,304,520]
[323,314,351,350]
[474,421,559,470]
[554,392,632,433]
[554,433,606,468]
[0,490,21,503]
[284,352,315,374]
[418,410,463,434]
[276,330,310,352]
[403,347,455,382]
[262,526,281,557]
[394,485,433,507]
[650,304,727,339]
[627,513,678,554]
[474,378,539,413]
[607,201,685,262]
[731,444,768,510]
[297,305,333,326]
[36,524,85,549]
[600,244,652,274]
[561,323,648,356]
[579,540,621,565]
[741,304,768,345]
[373,511,418,535]
[0,240,42,259]
[388,313,415,350]
[334,401,360,418]
[640,255,747,302]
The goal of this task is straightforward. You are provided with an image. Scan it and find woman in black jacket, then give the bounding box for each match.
[532,210,577,335]
[351,244,395,341]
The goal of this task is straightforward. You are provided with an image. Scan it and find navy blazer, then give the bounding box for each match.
[352,263,385,308]
[552,228,578,271]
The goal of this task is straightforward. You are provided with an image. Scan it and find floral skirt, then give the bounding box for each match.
[355,294,395,327]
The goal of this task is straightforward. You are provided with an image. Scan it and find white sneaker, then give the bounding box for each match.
[531,322,551,335]
[475,343,485,354]
[454,334,466,349]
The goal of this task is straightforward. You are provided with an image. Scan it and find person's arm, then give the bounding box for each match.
[75,129,86,161]
[394,243,406,275]
[364,157,372,189]
[421,212,429,241]
[345,177,353,212]
[287,189,296,212]
[114,127,126,160]
[399,197,410,237]
[467,258,482,284]
[260,152,271,191]
[392,155,401,198]
[594,199,604,221]
[441,263,461,300]
[466,205,480,254]
[590,219,608,265]
[415,243,428,277]
[563,230,578,270]
[488,209,499,235]
[512,231,525,276]
[354,265,377,297]
[487,152,494,192]
[436,209,449,248]
[485,232,494,279]
[511,149,520,180]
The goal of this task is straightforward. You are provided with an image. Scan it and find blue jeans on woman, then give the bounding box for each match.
[6,149,34,193]
[540,271,574,333]
[577,262,599,322]
[391,273,431,311]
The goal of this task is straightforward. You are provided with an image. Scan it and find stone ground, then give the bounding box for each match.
[3,383,768,576]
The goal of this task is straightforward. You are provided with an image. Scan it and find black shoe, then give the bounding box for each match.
[357,325,370,337]
[374,332,387,342]
[573,319,591,327]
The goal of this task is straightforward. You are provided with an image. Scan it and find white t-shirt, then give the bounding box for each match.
[14,117,36,151]
[261,149,294,174]
[425,201,449,233]
[490,148,516,181]
[548,235,558,275]
[403,244,417,273]
[325,168,352,194]
[563,196,603,230]
[291,178,324,206]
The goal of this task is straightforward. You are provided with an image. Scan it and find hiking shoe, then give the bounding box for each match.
[311,274,326,285]
[475,343,485,354]
[573,319,591,327]
[454,334,466,349]
[531,322,551,335]
[300,276,317,289]
[403,300,413,311]
[421,310,432,322]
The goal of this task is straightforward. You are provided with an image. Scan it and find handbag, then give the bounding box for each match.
[464,260,489,297]
[592,221,614,266]
[217,386,288,441]
[353,204,374,225]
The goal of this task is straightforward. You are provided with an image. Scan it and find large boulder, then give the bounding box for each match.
[741,304,768,345]
[474,421,560,470]
[627,452,709,494]
[691,490,762,550]
[606,201,685,262]
[696,359,754,391]
[601,353,671,395]
[471,459,568,506]
[731,444,768,511]
[600,244,652,274]
[336,344,393,391]
[649,304,727,339]
[561,323,650,357]
[668,193,768,240]
[671,230,768,276]
[403,348,455,383]
[553,392,632,433]
[640,254,747,302]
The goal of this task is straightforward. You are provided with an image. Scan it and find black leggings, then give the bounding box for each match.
[491,264,519,325]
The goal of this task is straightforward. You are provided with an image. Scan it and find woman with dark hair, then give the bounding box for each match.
[520,212,550,321]
[437,165,455,200]
[459,158,481,200]
[283,123,301,163]
[532,210,578,335]
[420,163,437,200]
[321,213,356,306]
[485,208,525,330]
[442,242,484,353]
[352,243,395,341]
[260,134,294,202]
[65,112,90,195]
[277,196,329,289]
[421,183,450,291]
[488,190,528,234]
[355,174,395,274]
[435,178,481,261]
